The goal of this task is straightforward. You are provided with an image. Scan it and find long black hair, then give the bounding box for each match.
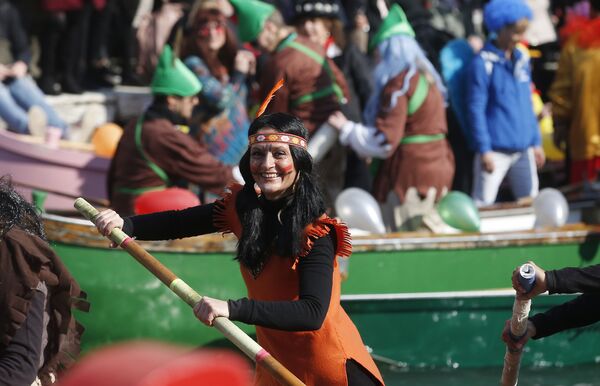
[236,113,326,275]
[0,175,46,240]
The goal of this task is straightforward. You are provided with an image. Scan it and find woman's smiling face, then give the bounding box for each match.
[250,128,298,200]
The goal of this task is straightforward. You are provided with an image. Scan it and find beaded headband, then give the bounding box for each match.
[248,133,308,149]
[249,78,307,149]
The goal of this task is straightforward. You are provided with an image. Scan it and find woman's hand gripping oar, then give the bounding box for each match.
[74,198,305,386]
[500,263,536,386]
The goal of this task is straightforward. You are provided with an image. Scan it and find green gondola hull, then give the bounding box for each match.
[45,214,600,369]
[343,292,599,370]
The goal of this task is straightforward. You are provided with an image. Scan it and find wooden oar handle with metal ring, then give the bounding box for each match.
[74,198,305,386]
[501,263,536,386]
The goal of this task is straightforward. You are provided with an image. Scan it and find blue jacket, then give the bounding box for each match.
[466,41,540,154]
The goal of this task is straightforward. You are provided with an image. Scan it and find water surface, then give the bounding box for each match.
[381,364,600,385]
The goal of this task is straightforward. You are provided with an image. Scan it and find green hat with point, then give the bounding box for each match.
[369,4,415,51]
[151,45,202,96]
[229,0,276,43]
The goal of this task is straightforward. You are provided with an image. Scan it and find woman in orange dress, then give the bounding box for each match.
[94,112,385,385]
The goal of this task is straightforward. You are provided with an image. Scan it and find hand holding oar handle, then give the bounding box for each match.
[501,263,536,386]
[74,198,305,386]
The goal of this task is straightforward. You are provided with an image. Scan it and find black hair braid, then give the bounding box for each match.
[236,183,270,277]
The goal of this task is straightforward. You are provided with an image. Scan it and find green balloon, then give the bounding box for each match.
[436,191,480,232]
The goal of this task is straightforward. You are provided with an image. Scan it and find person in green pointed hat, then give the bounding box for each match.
[368,3,415,52]
[151,45,202,98]
[228,0,292,53]
[229,0,351,211]
[107,45,236,216]
[327,3,454,229]
[228,0,276,44]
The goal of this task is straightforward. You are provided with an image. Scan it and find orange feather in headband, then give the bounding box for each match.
[256,78,284,118]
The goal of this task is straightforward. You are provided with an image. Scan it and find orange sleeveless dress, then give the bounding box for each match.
[214,184,385,386]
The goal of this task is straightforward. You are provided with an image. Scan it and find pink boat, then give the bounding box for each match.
[0,129,110,212]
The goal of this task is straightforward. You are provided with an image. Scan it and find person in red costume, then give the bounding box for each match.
[548,0,600,183]
[93,110,385,385]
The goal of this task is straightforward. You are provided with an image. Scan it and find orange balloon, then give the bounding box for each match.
[91,123,123,158]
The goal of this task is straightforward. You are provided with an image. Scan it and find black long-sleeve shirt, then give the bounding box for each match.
[530,264,600,339]
[546,265,600,294]
[123,203,335,331]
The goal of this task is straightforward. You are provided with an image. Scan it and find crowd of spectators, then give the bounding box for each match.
[1,0,598,224]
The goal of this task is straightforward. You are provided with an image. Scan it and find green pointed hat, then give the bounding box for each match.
[369,4,415,51]
[151,45,202,96]
[230,0,276,43]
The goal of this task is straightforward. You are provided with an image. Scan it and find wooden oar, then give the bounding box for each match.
[74,198,305,386]
[501,263,536,386]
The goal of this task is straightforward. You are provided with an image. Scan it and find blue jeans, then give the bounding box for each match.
[0,76,68,135]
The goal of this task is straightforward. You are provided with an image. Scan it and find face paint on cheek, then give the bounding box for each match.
[280,162,294,174]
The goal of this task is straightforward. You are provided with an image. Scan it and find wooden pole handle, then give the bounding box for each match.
[500,264,535,386]
[500,298,530,386]
[74,198,305,386]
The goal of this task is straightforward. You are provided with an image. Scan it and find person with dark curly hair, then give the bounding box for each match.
[0,176,87,386]
[93,112,385,385]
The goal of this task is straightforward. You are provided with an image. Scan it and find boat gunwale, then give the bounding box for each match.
[43,213,600,253]
[350,226,600,251]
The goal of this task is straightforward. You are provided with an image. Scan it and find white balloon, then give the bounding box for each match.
[533,188,569,228]
[335,188,386,234]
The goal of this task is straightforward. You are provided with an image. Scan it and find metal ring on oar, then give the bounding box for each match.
[74,197,306,386]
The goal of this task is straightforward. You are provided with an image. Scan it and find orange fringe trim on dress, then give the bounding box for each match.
[293,215,353,269]
[213,184,353,268]
[560,16,600,48]
[212,184,243,235]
